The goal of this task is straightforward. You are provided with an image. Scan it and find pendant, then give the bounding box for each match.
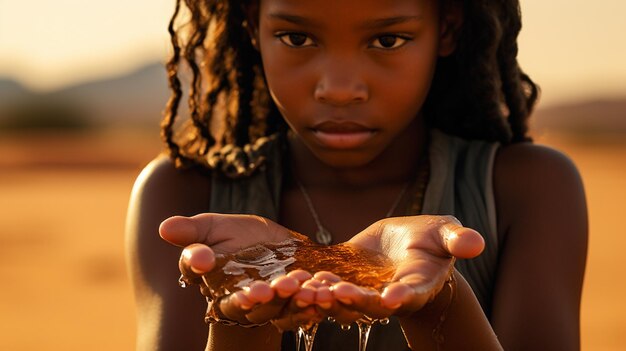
[315,227,332,245]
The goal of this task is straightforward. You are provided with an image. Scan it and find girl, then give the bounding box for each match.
[125,0,588,350]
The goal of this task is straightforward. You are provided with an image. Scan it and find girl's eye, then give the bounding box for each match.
[276,33,315,48]
[370,35,409,49]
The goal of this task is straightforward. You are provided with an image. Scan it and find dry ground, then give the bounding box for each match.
[0,131,624,350]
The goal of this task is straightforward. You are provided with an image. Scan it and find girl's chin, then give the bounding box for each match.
[308,149,382,170]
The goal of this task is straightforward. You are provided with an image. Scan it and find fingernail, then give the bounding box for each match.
[190,265,205,274]
[277,290,292,299]
[386,302,401,309]
[338,298,352,305]
[317,302,332,309]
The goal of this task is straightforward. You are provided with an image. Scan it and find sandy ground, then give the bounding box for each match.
[0,131,624,350]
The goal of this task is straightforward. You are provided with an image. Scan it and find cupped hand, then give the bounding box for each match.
[160,214,310,327]
[316,215,485,322]
[159,214,485,329]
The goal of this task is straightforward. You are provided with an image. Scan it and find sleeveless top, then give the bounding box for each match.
[209,129,500,350]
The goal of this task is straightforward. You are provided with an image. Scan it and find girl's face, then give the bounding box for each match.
[256,0,456,168]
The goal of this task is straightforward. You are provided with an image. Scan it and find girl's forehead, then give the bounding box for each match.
[259,0,434,19]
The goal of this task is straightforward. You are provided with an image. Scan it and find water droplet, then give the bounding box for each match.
[178,276,188,288]
[379,318,390,325]
[327,317,336,323]
[295,329,302,351]
[340,324,352,331]
[298,323,319,351]
[356,320,373,351]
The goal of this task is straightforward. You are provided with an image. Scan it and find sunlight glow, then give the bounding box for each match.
[0,0,624,105]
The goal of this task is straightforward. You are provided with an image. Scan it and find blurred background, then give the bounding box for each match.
[0,0,624,349]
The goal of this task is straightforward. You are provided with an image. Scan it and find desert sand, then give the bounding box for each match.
[0,131,624,350]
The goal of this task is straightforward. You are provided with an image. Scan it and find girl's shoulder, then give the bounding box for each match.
[494,142,584,198]
[493,142,587,241]
[130,154,212,218]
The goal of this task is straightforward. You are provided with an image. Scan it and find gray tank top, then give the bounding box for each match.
[209,130,500,350]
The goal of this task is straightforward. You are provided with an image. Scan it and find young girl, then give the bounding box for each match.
[125,0,588,350]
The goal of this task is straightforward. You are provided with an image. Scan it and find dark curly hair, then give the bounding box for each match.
[161,0,539,172]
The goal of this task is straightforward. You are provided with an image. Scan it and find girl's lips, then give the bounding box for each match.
[310,121,377,149]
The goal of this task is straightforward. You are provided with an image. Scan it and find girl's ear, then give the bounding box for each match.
[438,0,464,57]
[243,1,260,50]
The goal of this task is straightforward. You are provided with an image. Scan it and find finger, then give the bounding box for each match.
[180,243,216,276]
[330,282,390,319]
[223,281,287,325]
[275,289,324,331]
[232,290,255,311]
[243,281,274,304]
[380,282,431,312]
[330,281,362,306]
[244,295,289,325]
[272,306,321,331]
[270,275,301,299]
[293,283,317,309]
[314,286,333,310]
[217,292,255,324]
[313,271,342,285]
[287,269,313,283]
[441,224,485,259]
[323,291,385,323]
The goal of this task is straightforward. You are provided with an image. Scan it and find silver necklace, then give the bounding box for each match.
[296,181,410,245]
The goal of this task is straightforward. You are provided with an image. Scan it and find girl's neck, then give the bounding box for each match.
[288,118,428,189]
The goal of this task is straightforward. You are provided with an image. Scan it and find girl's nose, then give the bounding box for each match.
[314,60,368,106]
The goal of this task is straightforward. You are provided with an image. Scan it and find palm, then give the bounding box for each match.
[160,214,484,329]
[161,214,309,326]
[335,216,481,316]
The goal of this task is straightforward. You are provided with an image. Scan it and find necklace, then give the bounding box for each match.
[296,181,410,245]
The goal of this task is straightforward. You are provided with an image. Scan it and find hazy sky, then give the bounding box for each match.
[1,0,625,106]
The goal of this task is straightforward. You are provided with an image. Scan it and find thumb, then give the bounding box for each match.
[160,213,295,249]
[159,215,208,247]
[441,224,485,259]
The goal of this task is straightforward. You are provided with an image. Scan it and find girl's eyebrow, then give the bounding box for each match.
[359,15,424,30]
[267,13,321,28]
[266,13,423,30]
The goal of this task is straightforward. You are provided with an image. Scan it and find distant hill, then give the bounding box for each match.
[0,78,30,106]
[51,62,169,127]
[0,62,169,131]
[534,99,626,136]
[1,62,625,136]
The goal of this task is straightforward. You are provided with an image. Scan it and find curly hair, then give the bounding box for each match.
[161,0,539,171]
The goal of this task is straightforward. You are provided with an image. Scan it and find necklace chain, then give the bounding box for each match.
[297,181,410,245]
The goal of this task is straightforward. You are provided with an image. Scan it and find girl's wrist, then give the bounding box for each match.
[397,270,458,348]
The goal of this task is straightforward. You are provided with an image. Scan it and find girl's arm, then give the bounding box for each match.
[398,270,502,350]
[164,214,489,348]
[125,155,212,350]
[333,144,586,350]
[490,143,587,350]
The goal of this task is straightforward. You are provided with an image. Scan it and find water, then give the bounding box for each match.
[185,234,399,349]
[297,323,319,351]
[356,319,373,351]
[199,235,396,305]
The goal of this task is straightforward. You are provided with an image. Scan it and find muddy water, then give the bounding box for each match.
[201,235,396,300]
